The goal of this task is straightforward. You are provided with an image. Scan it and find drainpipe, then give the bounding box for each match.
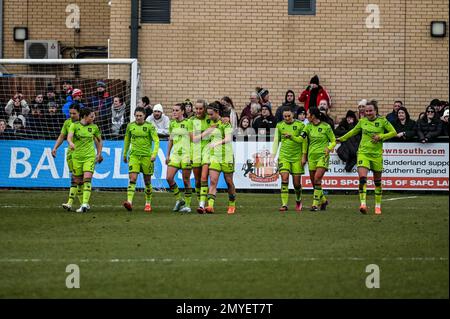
[130,0,139,58]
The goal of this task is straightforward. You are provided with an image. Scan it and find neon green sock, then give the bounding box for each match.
[170,183,181,200]
[127,181,136,204]
[320,191,327,204]
[359,180,367,205]
[67,185,77,205]
[313,185,322,207]
[184,188,192,207]
[207,194,216,208]
[82,181,92,205]
[228,194,236,207]
[294,185,302,202]
[145,183,153,204]
[374,180,382,208]
[195,187,201,202]
[76,184,83,204]
[281,183,289,206]
[200,182,208,204]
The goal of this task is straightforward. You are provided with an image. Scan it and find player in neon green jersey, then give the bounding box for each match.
[190,99,213,214]
[272,107,308,212]
[301,107,336,212]
[337,100,397,215]
[166,103,193,213]
[122,107,160,212]
[67,107,103,213]
[51,104,82,211]
[204,101,236,215]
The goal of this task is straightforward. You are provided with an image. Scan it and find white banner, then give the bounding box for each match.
[233,142,449,191]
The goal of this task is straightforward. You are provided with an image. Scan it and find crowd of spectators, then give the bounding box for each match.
[1,76,449,143]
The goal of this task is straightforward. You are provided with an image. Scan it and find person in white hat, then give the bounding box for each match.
[441,108,449,136]
[357,99,367,119]
[146,103,170,138]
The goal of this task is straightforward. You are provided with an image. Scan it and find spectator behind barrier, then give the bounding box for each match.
[32,93,46,110]
[386,100,403,124]
[296,107,309,125]
[240,92,259,120]
[60,80,73,104]
[43,102,65,139]
[357,99,367,119]
[441,108,449,136]
[5,93,30,128]
[103,96,129,140]
[275,90,299,123]
[318,99,335,130]
[416,105,442,143]
[139,96,153,119]
[88,80,112,130]
[252,104,276,142]
[146,103,170,139]
[298,75,331,111]
[392,106,417,142]
[220,96,239,130]
[237,116,256,141]
[0,118,14,139]
[183,99,194,119]
[335,110,361,172]
[62,89,85,118]
[256,87,272,110]
[44,85,62,105]
[26,104,45,135]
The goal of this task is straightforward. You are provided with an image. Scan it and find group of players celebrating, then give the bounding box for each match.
[52,99,397,215]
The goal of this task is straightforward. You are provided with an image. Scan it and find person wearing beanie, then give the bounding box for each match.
[88,80,112,131]
[274,90,299,123]
[256,87,272,110]
[62,88,85,118]
[298,75,331,111]
[146,103,170,138]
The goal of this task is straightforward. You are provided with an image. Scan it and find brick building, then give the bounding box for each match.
[1,0,448,120]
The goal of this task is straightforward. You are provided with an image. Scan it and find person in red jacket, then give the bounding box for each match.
[298,75,331,111]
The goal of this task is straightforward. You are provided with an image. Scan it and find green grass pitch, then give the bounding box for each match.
[0,190,448,298]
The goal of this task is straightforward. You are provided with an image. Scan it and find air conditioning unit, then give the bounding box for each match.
[24,40,60,59]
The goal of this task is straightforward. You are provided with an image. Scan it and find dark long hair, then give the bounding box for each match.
[308,107,327,122]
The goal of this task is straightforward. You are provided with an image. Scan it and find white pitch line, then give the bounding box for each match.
[0,257,447,263]
[385,196,418,201]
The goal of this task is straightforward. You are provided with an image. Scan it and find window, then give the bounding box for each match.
[288,0,316,15]
[141,0,171,23]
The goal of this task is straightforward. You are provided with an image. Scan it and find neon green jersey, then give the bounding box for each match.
[339,116,397,157]
[272,120,307,162]
[68,122,101,161]
[60,119,77,155]
[190,116,212,149]
[209,119,234,163]
[123,121,159,158]
[169,119,192,156]
[301,122,336,155]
